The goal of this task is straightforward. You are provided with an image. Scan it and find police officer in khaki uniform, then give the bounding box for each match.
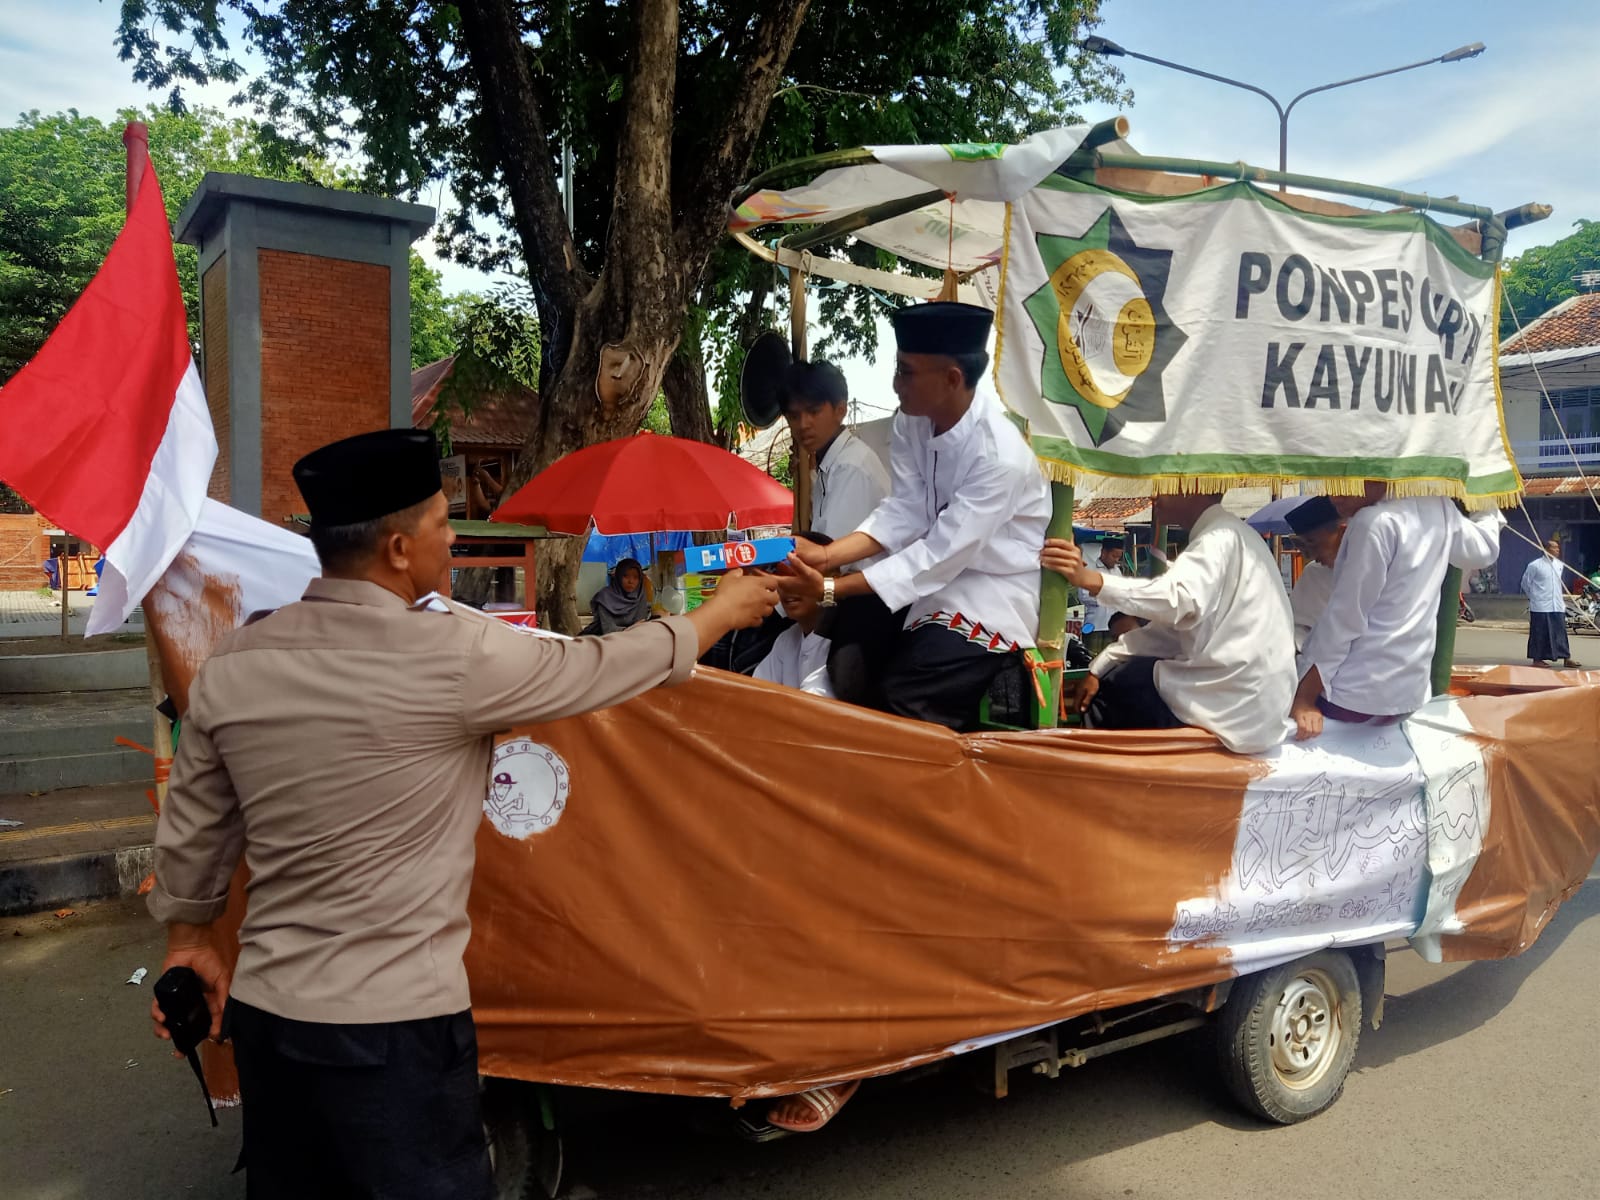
[148,429,778,1197]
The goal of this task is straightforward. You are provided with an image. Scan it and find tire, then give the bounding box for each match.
[1215,951,1362,1125]
[1459,600,1475,623]
[482,1078,565,1200]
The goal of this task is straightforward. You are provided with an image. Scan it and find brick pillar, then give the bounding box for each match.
[176,176,435,527]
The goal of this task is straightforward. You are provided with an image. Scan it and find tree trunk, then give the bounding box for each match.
[502,289,688,633]
[663,341,717,446]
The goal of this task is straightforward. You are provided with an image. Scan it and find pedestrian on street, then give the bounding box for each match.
[146,428,779,1198]
[1521,538,1580,669]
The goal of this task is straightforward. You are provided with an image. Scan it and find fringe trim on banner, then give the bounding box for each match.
[1038,459,1520,511]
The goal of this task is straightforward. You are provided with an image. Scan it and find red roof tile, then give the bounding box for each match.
[1522,476,1600,497]
[1502,293,1600,355]
[411,357,539,451]
[1075,496,1152,529]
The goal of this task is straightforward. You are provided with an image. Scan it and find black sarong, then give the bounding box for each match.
[1527,610,1570,663]
[224,999,492,1199]
[879,623,1017,732]
[1083,656,1184,732]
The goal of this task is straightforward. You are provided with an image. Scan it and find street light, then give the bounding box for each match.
[1084,36,1486,184]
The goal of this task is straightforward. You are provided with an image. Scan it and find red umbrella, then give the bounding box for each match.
[490,432,794,535]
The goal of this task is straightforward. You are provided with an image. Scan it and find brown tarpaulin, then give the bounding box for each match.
[149,578,1600,1100]
[465,671,1600,1099]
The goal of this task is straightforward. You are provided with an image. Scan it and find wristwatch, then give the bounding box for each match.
[820,577,837,608]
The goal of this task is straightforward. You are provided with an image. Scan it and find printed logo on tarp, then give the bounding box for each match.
[1022,208,1187,445]
[486,738,571,839]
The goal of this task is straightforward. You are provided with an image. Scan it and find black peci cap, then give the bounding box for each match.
[1286,495,1340,537]
[293,429,443,528]
[891,301,993,357]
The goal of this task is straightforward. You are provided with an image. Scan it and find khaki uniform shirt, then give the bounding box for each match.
[149,578,696,1025]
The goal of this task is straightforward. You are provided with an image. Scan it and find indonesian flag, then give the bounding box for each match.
[0,152,216,636]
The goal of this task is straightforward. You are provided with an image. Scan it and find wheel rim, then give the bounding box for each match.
[1267,968,1344,1090]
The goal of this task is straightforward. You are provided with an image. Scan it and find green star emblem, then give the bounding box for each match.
[1022,208,1186,445]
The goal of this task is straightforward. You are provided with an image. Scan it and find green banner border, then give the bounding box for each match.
[1028,434,1520,497]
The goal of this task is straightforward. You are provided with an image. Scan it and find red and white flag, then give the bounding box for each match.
[0,152,217,635]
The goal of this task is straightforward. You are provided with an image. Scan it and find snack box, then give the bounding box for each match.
[680,537,795,574]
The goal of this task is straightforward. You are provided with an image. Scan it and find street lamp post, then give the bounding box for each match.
[1084,36,1485,188]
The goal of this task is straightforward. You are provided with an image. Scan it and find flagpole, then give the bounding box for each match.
[123,119,175,802]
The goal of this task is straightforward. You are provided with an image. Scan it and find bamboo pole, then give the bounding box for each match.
[123,119,175,796]
[58,545,69,637]
[1035,482,1075,729]
[788,266,812,530]
[1092,152,1497,222]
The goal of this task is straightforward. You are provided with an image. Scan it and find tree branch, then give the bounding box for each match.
[672,0,814,277]
[455,0,591,381]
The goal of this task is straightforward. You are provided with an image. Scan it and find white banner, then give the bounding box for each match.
[995,178,1518,505]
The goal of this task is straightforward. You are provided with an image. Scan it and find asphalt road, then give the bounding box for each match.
[2,880,1596,1200]
[2,627,1594,1200]
[1454,620,1598,667]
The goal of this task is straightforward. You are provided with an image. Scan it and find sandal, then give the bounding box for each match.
[766,1080,861,1134]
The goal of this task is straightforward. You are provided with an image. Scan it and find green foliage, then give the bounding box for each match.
[408,250,460,367]
[429,281,539,453]
[0,105,337,380]
[111,1,1127,432]
[1502,219,1600,340]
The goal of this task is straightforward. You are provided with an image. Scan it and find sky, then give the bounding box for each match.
[2,0,1595,419]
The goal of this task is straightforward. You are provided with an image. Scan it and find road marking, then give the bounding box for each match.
[0,814,155,844]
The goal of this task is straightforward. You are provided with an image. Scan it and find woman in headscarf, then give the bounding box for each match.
[582,558,652,635]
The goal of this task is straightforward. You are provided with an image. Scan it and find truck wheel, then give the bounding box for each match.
[482,1079,565,1199]
[1215,951,1362,1124]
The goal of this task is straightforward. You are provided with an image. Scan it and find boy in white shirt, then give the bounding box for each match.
[1292,484,1504,738]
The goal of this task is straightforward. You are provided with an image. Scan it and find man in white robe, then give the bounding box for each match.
[776,302,1050,732]
[1285,496,1343,652]
[1042,493,1296,755]
[1521,538,1579,668]
[1292,486,1505,738]
[781,360,888,544]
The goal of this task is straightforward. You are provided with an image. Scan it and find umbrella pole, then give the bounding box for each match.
[789,267,812,531]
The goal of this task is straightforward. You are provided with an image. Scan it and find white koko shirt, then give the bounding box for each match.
[857,383,1051,648]
[751,626,834,697]
[1520,554,1570,614]
[811,428,889,543]
[1092,504,1297,754]
[1300,497,1504,717]
[1290,561,1335,652]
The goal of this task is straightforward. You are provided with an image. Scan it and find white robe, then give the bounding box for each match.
[1092,504,1296,754]
[1300,497,1504,717]
[1290,561,1334,652]
[811,429,889,543]
[857,383,1051,648]
[752,626,834,698]
[1520,555,1570,613]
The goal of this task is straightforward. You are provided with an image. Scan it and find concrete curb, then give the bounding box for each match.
[0,648,148,693]
[0,844,154,918]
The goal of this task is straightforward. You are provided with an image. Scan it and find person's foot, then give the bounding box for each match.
[1563,658,1582,669]
[766,1080,861,1134]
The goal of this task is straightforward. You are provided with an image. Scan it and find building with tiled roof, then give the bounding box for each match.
[411,356,540,520]
[1494,290,1600,595]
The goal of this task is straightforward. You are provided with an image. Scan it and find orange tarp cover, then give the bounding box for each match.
[463,669,1600,1099]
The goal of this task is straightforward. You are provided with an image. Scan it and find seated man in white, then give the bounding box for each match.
[1285,496,1343,652]
[1042,492,1296,755]
[751,533,834,698]
[1292,485,1504,737]
[777,301,1051,732]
